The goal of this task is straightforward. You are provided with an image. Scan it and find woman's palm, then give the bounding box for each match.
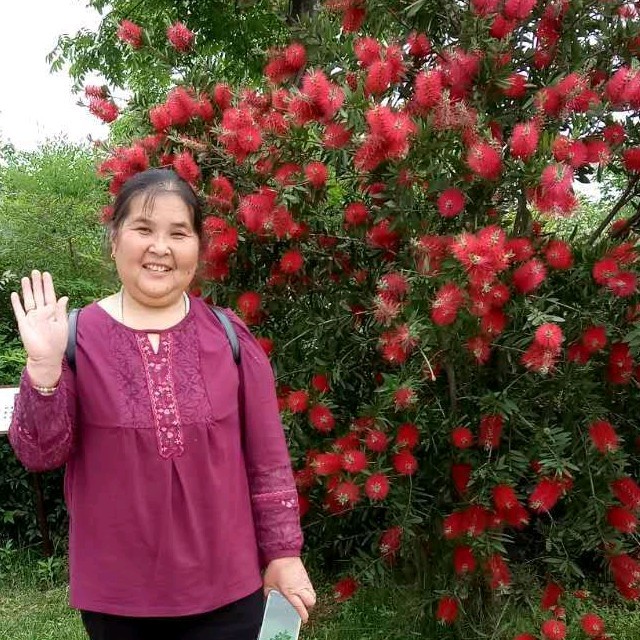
[11,271,69,364]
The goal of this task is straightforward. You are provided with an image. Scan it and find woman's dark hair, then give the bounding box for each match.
[109,168,204,241]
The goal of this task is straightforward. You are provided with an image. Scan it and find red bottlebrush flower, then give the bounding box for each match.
[506,237,535,263]
[611,477,640,511]
[364,429,389,452]
[467,335,492,364]
[88,97,119,123]
[471,0,500,16]
[486,554,511,589]
[313,452,342,476]
[580,613,605,637]
[604,123,626,146]
[503,73,528,99]
[393,386,416,411]
[309,404,336,433]
[453,545,476,574]
[504,0,537,20]
[208,176,235,211]
[585,139,612,165]
[581,325,607,353]
[534,323,564,351]
[117,19,143,48]
[366,219,401,253]
[172,151,200,185]
[342,6,366,32]
[544,239,573,270]
[407,31,431,57]
[467,142,502,180]
[323,122,352,149]
[396,422,420,449]
[341,449,367,473]
[437,188,466,218]
[333,480,361,507]
[353,37,381,66]
[492,484,519,511]
[256,336,274,356]
[513,635,537,640]
[592,257,619,284]
[149,104,172,132]
[304,161,329,188]
[344,202,369,227]
[443,511,466,539]
[510,121,539,160]
[541,619,567,640]
[436,596,458,624]
[431,282,465,326]
[452,462,472,495]
[464,506,490,536]
[480,307,508,337]
[567,342,590,364]
[236,291,262,317]
[379,525,403,560]
[541,582,564,610]
[365,472,390,500]
[623,148,640,173]
[287,390,309,413]
[311,373,330,393]
[512,259,547,294]
[167,22,194,52]
[589,419,619,454]
[478,414,503,449]
[609,553,640,591]
[452,426,474,449]
[607,506,637,533]
[84,85,106,98]
[364,59,393,95]
[529,477,564,512]
[414,70,443,111]
[378,272,410,300]
[280,249,304,274]
[393,449,418,475]
[606,271,637,297]
[213,83,233,110]
[333,576,358,602]
[607,342,634,385]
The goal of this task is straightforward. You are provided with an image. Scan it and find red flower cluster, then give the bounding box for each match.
[324,0,367,33]
[149,86,213,133]
[453,545,476,574]
[378,323,419,364]
[607,342,635,385]
[289,69,345,126]
[588,419,619,454]
[353,37,405,96]
[202,216,238,277]
[88,97,119,123]
[486,553,511,589]
[592,243,638,297]
[529,476,566,512]
[167,22,194,52]
[236,291,263,325]
[97,144,149,195]
[443,504,493,538]
[354,105,417,172]
[611,476,640,510]
[435,596,459,624]
[365,472,390,500]
[531,163,577,217]
[609,553,640,599]
[580,612,605,637]
[521,323,564,374]
[264,42,307,84]
[431,282,465,326]
[605,66,640,110]
[379,525,402,561]
[541,618,566,640]
[116,20,143,49]
[333,576,358,601]
[510,120,540,160]
[478,414,504,449]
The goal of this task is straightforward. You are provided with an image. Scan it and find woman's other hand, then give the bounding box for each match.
[262,556,316,623]
[10,270,69,386]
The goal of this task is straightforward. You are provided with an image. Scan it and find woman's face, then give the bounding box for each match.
[111,190,200,307]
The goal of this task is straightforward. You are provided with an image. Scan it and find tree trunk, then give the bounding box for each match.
[288,0,315,22]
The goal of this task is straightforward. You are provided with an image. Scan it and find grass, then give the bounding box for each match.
[2,548,640,640]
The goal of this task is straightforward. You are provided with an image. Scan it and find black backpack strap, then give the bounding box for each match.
[66,308,81,371]
[210,306,241,365]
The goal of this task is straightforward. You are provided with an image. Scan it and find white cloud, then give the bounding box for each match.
[0,0,108,150]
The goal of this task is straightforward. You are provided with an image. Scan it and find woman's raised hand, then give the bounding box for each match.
[10,271,69,382]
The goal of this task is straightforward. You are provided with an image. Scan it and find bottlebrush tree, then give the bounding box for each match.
[88,0,640,636]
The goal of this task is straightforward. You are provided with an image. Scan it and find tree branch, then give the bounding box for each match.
[512,183,530,236]
[588,175,640,245]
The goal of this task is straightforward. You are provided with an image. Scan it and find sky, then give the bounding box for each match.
[0,0,108,150]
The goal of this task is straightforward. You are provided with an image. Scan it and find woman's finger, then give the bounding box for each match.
[284,592,309,624]
[10,291,26,322]
[54,297,69,322]
[42,272,57,306]
[297,586,316,610]
[31,270,45,307]
[21,276,36,312]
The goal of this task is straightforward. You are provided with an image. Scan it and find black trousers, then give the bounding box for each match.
[80,589,265,640]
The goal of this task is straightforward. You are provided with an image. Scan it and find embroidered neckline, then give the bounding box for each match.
[136,333,185,459]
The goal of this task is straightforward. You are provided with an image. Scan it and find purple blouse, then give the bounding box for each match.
[8,297,303,617]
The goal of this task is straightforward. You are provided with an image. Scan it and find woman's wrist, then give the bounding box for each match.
[26,359,63,390]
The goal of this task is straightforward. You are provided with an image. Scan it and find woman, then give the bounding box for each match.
[8,168,315,640]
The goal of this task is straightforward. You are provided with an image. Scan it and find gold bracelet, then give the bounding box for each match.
[32,384,59,396]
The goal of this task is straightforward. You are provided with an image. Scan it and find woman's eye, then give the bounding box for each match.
[172,232,187,238]
[135,227,151,234]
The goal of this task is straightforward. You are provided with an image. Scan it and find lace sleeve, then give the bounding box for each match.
[8,363,77,472]
[225,310,304,567]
